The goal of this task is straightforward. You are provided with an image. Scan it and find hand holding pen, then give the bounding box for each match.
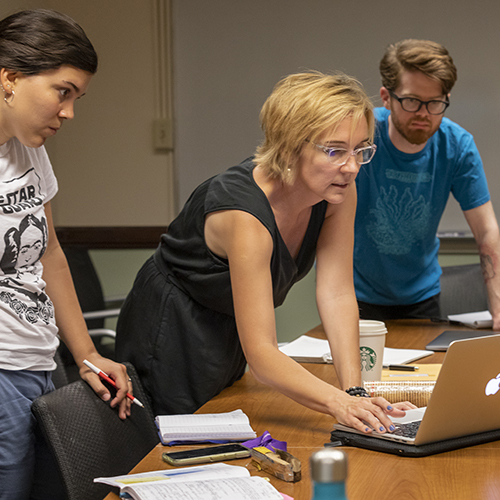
[83,359,144,412]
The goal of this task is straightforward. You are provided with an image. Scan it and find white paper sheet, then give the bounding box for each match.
[279,335,432,365]
[448,310,493,329]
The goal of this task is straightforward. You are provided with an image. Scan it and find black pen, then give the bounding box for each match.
[383,364,419,371]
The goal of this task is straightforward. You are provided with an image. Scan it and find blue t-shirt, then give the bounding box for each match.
[354,107,490,305]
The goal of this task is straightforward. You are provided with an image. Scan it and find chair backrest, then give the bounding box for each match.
[32,363,159,500]
[62,247,106,330]
[440,263,489,317]
[51,350,69,389]
[59,247,117,381]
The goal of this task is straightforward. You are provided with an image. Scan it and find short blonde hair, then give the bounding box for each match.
[254,71,374,183]
[380,39,457,94]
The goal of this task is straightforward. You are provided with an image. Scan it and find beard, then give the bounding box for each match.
[390,111,440,146]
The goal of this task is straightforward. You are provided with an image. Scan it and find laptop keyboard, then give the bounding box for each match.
[391,421,421,438]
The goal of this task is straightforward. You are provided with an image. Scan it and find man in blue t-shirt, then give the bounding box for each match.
[354,39,500,330]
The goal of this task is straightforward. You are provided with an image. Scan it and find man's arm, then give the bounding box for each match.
[464,201,500,329]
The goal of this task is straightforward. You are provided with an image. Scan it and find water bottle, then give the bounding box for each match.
[310,448,348,499]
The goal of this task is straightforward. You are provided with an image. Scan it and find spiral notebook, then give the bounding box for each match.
[332,335,500,455]
[155,409,256,445]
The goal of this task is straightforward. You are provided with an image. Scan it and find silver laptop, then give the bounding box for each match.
[334,334,500,446]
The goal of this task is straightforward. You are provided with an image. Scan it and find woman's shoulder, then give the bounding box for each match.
[4,138,53,173]
[210,157,256,189]
[169,157,264,234]
[203,157,277,235]
[205,158,269,210]
[0,138,57,196]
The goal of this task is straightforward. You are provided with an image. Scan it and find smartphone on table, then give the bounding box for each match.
[162,443,251,466]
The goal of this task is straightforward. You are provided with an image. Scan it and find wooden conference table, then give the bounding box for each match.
[104,320,500,500]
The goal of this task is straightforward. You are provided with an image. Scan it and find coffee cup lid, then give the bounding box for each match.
[359,319,387,334]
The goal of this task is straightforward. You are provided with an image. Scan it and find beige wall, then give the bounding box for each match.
[172,0,500,235]
[49,0,175,227]
[1,1,176,227]
[5,1,500,231]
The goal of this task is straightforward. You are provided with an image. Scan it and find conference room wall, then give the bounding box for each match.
[0,1,493,341]
[4,0,493,233]
[0,0,176,228]
[173,0,500,235]
[92,0,498,341]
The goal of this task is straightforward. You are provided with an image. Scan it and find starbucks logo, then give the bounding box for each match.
[360,346,377,372]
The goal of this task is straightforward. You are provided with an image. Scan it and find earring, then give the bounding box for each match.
[4,89,14,104]
[0,84,4,92]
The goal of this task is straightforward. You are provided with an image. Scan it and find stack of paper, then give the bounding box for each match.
[448,310,493,329]
[95,463,288,499]
[155,409,257,445]
[278,336,332,363]
[382,347,432,365]
[279,335,432,365]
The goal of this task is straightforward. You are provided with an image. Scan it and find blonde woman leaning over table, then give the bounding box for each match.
[0,9,133,500]
[116,71,415,432]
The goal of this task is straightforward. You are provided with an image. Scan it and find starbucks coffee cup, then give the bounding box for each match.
[359,320,387,382]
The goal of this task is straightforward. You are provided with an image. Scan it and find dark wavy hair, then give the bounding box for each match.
[0,9,97,75]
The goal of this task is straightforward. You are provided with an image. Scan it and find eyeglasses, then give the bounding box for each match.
[309,141,377,166]
[389,89,449,115]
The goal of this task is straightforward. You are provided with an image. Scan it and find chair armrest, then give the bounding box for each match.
[82,307,121,321]
[104,295,127,309]
[88,328,116,338]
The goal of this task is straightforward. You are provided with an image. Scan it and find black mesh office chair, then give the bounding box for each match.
[58,247,123,383]
[51,350,69,389]
[32,362,159,500]
[440,263,489,317]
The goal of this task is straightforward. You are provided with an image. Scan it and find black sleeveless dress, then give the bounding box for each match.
[116,158,328,415]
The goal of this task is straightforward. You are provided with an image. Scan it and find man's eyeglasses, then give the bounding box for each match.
[388,89,449,115]
[309,141,377,166]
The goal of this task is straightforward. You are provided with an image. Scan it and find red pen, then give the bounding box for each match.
[83,359,144,408]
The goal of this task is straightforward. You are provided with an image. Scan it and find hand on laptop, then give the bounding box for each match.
[336,394,417,434]
[390,401,417,411]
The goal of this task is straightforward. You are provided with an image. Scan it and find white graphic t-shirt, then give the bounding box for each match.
[0,137,59,371]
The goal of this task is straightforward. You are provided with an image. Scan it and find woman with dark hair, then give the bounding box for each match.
[0,9,131,499]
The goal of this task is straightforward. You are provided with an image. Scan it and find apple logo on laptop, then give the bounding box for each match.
[485,374,500,396]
